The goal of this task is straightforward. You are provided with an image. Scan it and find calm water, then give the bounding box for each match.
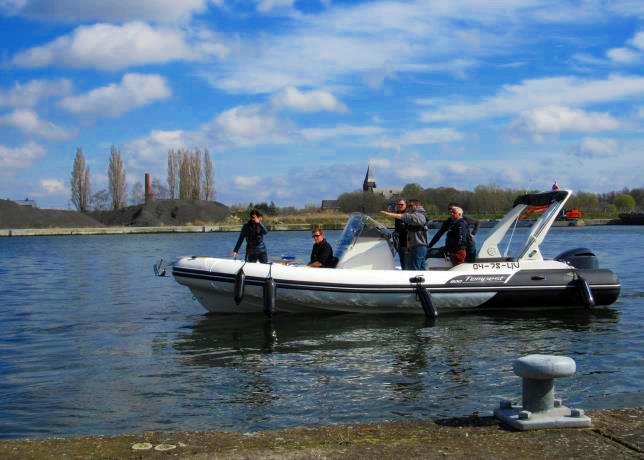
[0,226,642,439]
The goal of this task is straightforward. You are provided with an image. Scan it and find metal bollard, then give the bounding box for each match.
[494,354,592,430]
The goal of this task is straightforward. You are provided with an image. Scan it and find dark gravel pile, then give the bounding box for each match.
[0,200,104,229]
[90,199,230,227]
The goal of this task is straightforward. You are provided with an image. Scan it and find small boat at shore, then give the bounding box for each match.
[167,189,620,316]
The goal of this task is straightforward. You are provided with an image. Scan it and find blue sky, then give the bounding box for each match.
[1,0,643,209]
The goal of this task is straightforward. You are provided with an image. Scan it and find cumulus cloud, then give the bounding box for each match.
[422,74,644,122]
[271,87,347,113]
[1,0,208,23]
[571,137,619,158]
[233,176,262,188]
[126,129,192,164]
[208,105,291,147]
[0,79,72,108]
[507,106,620,141]
[38,179,66,194]
[606,47,641,64]
[256,0,294,13]
[0,109,72,140]
[0,141,46,172]
[59,73,171,117]
[301,125,384,141]
[12,22,226,70]
[399,127,463,145]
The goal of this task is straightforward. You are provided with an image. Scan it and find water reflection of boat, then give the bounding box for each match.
[170,190,620,315]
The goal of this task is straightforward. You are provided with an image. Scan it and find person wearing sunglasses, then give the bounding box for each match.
[392,200,409,269]
[380,198,429,270]
[308,227,336,268]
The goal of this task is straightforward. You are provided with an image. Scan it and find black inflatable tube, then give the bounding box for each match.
[263,277,276,317]
[417,286,437,318]
[234,268,246,305]
[576,275,595,309]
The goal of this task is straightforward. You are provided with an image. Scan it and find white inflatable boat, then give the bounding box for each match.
[168,189,620,316]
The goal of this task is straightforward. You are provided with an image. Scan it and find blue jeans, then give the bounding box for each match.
[407,245,428,270]
[398,247,409,270]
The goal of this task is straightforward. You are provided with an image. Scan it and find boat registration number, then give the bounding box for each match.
[472,262,520,270]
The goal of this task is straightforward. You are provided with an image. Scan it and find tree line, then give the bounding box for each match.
[335,184,644,216]
[69,147,215,211]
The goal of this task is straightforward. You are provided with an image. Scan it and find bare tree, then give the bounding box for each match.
[178,149,191,199]
[130,181,144,205]
[82,167,91,212]
[203,148,215,200]
[108,145,127,209]
[190,148,202,200]
[167,149,178,199]
[90,189,111,210]
[70,147,91,212]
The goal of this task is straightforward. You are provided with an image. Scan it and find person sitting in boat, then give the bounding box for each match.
[232,209,269,263]
[380,198,428,270]
[308,227,336,268]
[428,206,469,266]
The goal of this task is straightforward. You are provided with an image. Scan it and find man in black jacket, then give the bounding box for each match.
[428,203,479,263]
[308,227,336,268]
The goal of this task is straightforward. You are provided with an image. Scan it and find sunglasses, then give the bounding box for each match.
[312,234,322,238]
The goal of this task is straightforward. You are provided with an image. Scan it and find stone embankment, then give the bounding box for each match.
[0,408,641,459]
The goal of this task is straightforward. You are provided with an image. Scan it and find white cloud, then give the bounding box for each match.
[2,0,208,23]
[127,129,191,164]
[301,125,384,141]
[508,106,620,140]
[0,141,46,172]
[38,179,66,194]
[234,176,262,188]
[59,73,171,117]
[571,137,619,158]
[422,74,644,122]
[606,47,641,64]
[208,105,291,146]
[271,87,347,113]
[12,22,226,70]
[256,0,294,13]
[399,127,464,145]
[0,79,72,108]
[0,109,72,140]
[631,31,644,50]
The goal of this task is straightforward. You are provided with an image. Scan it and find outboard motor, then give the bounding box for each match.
[555,248,599,269]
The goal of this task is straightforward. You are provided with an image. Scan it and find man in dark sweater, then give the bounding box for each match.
[428,206,471,265]
[428,202,479,262]
[308,227,335,268]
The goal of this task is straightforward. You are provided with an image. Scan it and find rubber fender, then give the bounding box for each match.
[417,285,437,318]
[263,277,277,317]
[576,275,595,309]
[234,268,245,305]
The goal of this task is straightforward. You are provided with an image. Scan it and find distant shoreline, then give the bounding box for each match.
[0,218,624,237]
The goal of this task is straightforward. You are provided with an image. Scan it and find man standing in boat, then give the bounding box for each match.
[380,198,428,270]
[232,209,269,263]
[428,206,469,265]
[392,199,409,270]
[308,227,336,268]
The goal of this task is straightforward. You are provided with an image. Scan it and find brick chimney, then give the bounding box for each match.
[144,173,154,204]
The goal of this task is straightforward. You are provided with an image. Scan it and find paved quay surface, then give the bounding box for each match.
[0,408,641,459]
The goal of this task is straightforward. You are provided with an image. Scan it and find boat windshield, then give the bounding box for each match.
[334,213,393,261]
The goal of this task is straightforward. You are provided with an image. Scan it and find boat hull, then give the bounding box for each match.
[172,258,620,315]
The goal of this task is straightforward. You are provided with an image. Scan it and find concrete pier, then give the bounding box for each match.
[0,223,348,237]
[0,407,641,459]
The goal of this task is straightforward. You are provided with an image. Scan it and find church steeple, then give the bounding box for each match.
[363,164,376,192]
